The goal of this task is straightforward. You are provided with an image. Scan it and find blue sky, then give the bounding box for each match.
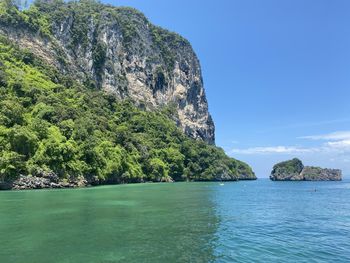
[29,0,350,177]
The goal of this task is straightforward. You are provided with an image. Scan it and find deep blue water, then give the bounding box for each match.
[0,179,349,262]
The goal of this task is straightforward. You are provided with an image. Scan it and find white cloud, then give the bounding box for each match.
[299,131,350,141]
[298,131,350,153]
[231,131,350,155]
[258,119,350,133]
[230,146,316,155]
[326,140,350,149]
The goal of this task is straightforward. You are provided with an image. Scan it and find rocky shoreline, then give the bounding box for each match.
[0,173,90,190]
[0,172,256,191]
[270,158,342,181]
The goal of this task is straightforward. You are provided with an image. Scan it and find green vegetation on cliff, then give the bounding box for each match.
[272,158,304,175]
[0,35,254,183]
[0,0,255,184]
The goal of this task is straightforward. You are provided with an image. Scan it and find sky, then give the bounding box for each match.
[28,0,350,177]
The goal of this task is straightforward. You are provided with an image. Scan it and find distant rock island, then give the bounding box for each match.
[270,158,342,181]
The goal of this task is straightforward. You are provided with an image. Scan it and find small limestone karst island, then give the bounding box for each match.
[0,0,256,190]
[270,158,342,181]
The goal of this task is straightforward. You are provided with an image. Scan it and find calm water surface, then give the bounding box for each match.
[0,179,349,262]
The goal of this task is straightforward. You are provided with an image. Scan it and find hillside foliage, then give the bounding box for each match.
[0,0,255,183]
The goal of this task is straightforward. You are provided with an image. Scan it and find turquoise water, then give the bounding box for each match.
[0,179,349,262]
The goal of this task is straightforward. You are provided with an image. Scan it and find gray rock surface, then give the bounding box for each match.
[300,166,342,181]
[238,173,258,180]
[0,173,88,190]
[270,158,304,181]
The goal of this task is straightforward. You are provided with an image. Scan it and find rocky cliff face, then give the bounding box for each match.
[300,167,342,181]
[270,158,342,181]
[0,1,215,144]
[270,158,304,181]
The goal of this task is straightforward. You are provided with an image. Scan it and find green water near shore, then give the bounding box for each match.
[1,180,350,262]
[0,183,218,262]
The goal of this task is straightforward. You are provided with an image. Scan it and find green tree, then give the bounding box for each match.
[0,100,24,127]
[9,126,38,159]
[0,151,24,182]
[31,126,82,178]
[147,158,169,182]
[95,141,124,181]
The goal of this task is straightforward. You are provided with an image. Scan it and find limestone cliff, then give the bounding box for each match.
[0,0,215,143]
[300,166,342,181]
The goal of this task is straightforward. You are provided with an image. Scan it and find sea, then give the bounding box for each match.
[0,179,349,262]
